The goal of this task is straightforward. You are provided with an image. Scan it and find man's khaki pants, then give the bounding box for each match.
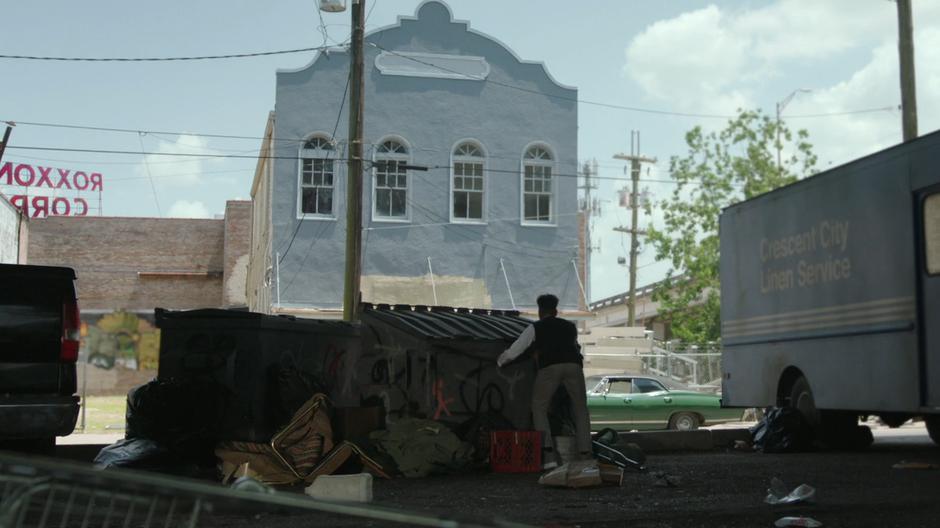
[531,362,593,455]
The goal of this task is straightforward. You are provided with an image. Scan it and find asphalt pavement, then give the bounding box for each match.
[187,423,940,528]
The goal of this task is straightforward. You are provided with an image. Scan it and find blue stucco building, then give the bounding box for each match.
[248,1,583,316]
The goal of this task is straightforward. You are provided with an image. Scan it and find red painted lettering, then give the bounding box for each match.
[0,162,12,185]
[14,164,35,186]
[57,170,74,190]
[31,196,49,218]
[9,195,26,215]
[51,197,70,216]
[36,166,54,188]
[89,173,102,191]
[73,171,89,190]
[73,197,88,216]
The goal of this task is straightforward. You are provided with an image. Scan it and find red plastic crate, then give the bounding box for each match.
[489,430,542,473]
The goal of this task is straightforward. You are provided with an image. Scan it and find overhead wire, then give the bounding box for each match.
[0,45,335,62]
[136,133,162,216]
[367,43,898,121]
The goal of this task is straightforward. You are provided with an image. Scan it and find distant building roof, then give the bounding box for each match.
[589,275,684,311]
[362,304,532,342]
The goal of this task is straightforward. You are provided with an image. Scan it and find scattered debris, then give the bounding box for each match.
[765,477,816,505]
[650,471,682,488]
[750,408,814,453]
[598,462,625,487]
[774,516,823,527]
[230,476,274,494]
[369,418,474,478]
[538,459,603,488]
[306,473,373,503]
[892,461,939,470]
[217,394,335,486]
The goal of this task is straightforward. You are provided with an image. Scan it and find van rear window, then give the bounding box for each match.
[926,194,940,275]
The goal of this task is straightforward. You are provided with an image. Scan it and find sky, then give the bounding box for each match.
[3,0,939,302]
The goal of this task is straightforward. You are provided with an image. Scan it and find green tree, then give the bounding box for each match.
[645,109,817,345]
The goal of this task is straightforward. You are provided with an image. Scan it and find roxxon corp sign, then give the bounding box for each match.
[0,162,103,218]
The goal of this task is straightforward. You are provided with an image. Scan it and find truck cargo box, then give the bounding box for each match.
[720,130,940,421]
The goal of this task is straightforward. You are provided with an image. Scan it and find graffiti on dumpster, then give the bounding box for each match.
[80,311,160,370]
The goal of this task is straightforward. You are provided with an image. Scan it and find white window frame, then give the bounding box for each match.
[520,142,557,227]
[449,139,487,224]
[296,133,338,220]
[371,136,412,223]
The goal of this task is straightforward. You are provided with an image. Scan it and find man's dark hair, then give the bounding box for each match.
[537,294,559,313]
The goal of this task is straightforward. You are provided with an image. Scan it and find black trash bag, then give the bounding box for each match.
[94,438,215,478]
[750,407,814,453]
[592,427,646,469]
[125,377,229,461]
[94,438,171,469]
[266,360,328,430]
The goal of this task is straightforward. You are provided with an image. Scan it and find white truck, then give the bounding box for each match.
[720,130,940,445]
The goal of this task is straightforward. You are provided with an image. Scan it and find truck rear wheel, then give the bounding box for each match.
[927,416,940,446]
[788,375,820,428]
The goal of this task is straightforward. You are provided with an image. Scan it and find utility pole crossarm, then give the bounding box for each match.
[612,153,657,164]
[613,226,647,236]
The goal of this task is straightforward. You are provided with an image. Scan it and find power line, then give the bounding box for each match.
[0,145,724,186]
[4,145,737,188]
[0,45,335,62]
[137,133,162,217]
[5,119,612,170]
[368,43,898,121]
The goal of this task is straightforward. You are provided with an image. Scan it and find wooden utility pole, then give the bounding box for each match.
[0,123,13,166]
[613,131,655,327]
[342,0,366,322]
[897,0,918,142]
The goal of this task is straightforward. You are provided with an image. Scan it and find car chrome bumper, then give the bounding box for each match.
[0,396,80,439]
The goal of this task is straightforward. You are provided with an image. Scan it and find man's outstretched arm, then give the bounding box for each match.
[497,325,535,367]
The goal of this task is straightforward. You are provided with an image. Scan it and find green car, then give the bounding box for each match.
[586,374,744,431]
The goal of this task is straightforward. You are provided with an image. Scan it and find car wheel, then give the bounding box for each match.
[669,412,699,431]
[926,415,940,447]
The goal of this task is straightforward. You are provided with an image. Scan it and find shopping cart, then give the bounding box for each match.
[0,451,529,528]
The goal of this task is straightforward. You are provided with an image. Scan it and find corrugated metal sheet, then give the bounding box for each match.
[362,304,532,341]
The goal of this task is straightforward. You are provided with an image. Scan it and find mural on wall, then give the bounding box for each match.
[80,311,160,370]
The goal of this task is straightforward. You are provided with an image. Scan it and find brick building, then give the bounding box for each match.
[25,201,251,395]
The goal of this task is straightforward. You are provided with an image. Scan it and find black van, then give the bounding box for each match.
[0,264,81,449]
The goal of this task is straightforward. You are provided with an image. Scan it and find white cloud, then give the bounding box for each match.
[624,0,940,165]
[135,134,221,188]
[625,5,753,115]
[623,1,902,115]
[167,199,211,218]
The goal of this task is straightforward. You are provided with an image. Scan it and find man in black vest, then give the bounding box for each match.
[497,294,592,469]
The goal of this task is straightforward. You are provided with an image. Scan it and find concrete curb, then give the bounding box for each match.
[617,428,751,452]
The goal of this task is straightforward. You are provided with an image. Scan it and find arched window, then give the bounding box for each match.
[298,135,335,217]
[522,144,554,223]
[374,138,410,220]
[451,141,485,222]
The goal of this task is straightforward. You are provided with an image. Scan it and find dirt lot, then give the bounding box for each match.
[197,427,940,528]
